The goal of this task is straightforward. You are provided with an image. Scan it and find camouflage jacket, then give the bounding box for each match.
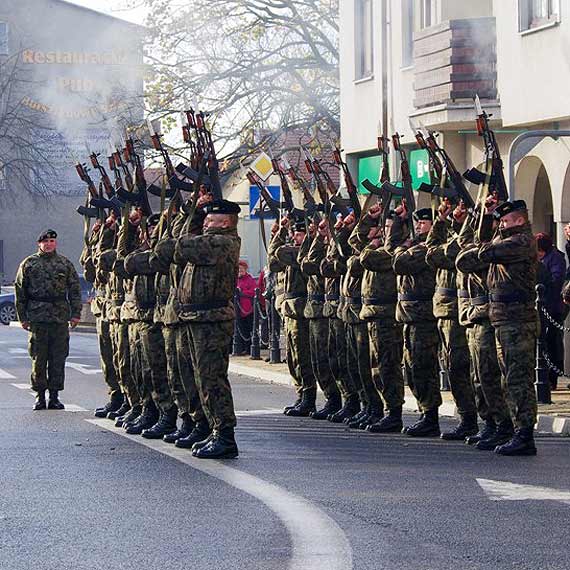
[319,228,349,319]
[267,228,287,315]
[15,251,82,324]
[425,218,462,320]
[120,246,157,323]
[389,218,436,324]
[478,221,538,326]
[175,227,241,322]
[299,233,326,319]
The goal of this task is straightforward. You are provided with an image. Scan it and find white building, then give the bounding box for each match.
[340,0,570,250]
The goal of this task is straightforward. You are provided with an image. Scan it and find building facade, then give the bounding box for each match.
[340,0,570,251]
[0,0,144,282]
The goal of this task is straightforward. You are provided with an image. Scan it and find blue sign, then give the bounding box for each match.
[249,185,280,219]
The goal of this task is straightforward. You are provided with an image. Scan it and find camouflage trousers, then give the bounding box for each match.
[128,322,153,409]
[466,322,509,424]
[187,320,236,431]
[109,322,140,408]
[96,318,120,399]
[138,322,175,414]
[328,318,358,399]
[402,322,442,413]
[346,322,383,410]
[164,324,206,424]
[438,319,476,417]
[309,318,340,399]
[368,319,404,411]
[28,322,69,392]
[494,322,538,429]
[284,316,316,396]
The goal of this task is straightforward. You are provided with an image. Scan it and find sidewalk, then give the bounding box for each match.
[229,354,570,436]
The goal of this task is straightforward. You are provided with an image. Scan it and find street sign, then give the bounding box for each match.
[410,149,431,190]
[249,185,280,219]
[250,152,274,181]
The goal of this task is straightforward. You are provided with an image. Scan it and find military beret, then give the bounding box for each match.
[37,229,57,242]
[147,213,161,227]
[203,199,241,215]
[293,219,307,232]
[412,208,433,222]
[493,200,528,220]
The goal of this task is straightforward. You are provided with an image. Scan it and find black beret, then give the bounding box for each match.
[293,220,307,232]
[147,213,161,227]
[412,208,433,222]
[38,229,57,242]
[203,199,241,215]
[493,200,528,220]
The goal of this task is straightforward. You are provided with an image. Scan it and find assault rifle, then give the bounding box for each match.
[246,170,284,218]
[361,135,393,227]
[280,156,323,219]
[75,161,104,219]
[332,147,362,219]
[89,153,115,198]
[270,154,305,220]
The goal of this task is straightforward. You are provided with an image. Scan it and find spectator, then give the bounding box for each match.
[537,232,567,390]
[235,259,257,355]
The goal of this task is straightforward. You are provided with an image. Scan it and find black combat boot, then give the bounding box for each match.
[368,406,403,433]
[465,419,496,445]
[163,415,194,444]
[476,419,514,451]
[283,397,302,414]
[141,406,178,439]
[285,389,316,417]
[405,408,440,437]
[33,391,47,411]
[402,414,423,434]
[125,404,159,435]
[358,406,384,430]
[440,413,478,441]
[494,427,537,456]
[175,419,211,449]
[310,393,342,420]
[193,428,239,459]
[328,395,360,423]
[94,393,124,418]
[47,390,65,410]
[117,405,142,428]
[107,401,131,421]
[345,407,368,427]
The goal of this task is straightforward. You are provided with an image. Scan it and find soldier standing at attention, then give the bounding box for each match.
[15,229,82,411]
[478,199,539,456]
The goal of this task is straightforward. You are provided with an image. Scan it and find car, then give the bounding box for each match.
[0,291,16,326]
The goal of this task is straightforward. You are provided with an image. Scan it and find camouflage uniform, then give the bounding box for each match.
[15,250,82,393]
[478,221,538,430]
[175,225,241,431]
[300,233,340,400]
[426,218,476,418]
[389,218,441,413]
[268,227,316,397]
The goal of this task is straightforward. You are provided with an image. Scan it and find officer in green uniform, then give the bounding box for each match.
[15,229,82,410]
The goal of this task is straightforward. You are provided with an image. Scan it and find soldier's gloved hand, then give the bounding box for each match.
[21,321,30,331]
[69,318,80,329]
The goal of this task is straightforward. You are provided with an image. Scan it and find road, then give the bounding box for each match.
[1,323,569,570]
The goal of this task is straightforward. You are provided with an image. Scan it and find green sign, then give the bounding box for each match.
[357,155,381,194]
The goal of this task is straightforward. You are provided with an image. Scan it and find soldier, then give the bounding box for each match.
[389,206,442,437]
[15,229,82,410]
[425,199,478,440]
[174,198,242,459]
[478,199,539,456]
[268,217,317,416]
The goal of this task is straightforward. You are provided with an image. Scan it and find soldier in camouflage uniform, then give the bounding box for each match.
[174,199,242,459]
[425,200,478,440]
[455,209,512,450]
[15,229,82,410]
[478,199,539,456]
[300,222,342,419]
[268,218,317,416]
[389,206,442,437]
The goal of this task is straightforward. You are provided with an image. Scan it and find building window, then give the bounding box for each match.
[420,0,437,29]
[402,0,415,67]
[0,22,8,55]
[355,0,373,80]
[519,0,560,31]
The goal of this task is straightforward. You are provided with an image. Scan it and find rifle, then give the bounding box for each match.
[415,130,443,182]
[195,110,223,200]
[332,147,362,219]
[90,153,115,198]
[270,154,305,220]
[281,156,323,219]
[246,170,283,218]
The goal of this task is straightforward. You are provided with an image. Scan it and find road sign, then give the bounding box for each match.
[250,152,274,181]
[249,185,280,219]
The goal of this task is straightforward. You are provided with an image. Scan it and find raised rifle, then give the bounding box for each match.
[195,110,223,200]
[332,146,362,219]
[281,156,322,220]
[246,170,284,218]
[270,154,305,220]
[90,152,115,198]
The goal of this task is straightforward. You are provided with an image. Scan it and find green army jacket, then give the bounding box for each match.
[267,227,287,316]
[15,250,82,324]
[299,233,326,320]
[320,230,349,319]
[121,246,157,323]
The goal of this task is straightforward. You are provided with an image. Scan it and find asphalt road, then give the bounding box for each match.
[1,324,569,570]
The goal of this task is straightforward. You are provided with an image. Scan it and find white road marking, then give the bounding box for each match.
[477,478,570,506]
[0,368,16,379]
[11,383,30,390]
[8,348,27,354]
[65,362,101,375]
[64,404,88,412]
[236,408,282,416]
[88,419,353,570]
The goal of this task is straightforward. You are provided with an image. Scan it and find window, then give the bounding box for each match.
[355,0,373,80]
[519,0,560,31]
[420,0,437,29]
[0,22,8,55]
[402,0,414,67]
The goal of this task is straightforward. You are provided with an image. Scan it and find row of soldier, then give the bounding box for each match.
[267,194,539,457]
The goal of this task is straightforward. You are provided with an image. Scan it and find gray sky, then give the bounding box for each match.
[65,0,146,24]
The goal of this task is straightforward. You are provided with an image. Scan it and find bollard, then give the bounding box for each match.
[535,284,552,405]
[232,288,241,356]
[268,289,282,364]
[250,288,261,360]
